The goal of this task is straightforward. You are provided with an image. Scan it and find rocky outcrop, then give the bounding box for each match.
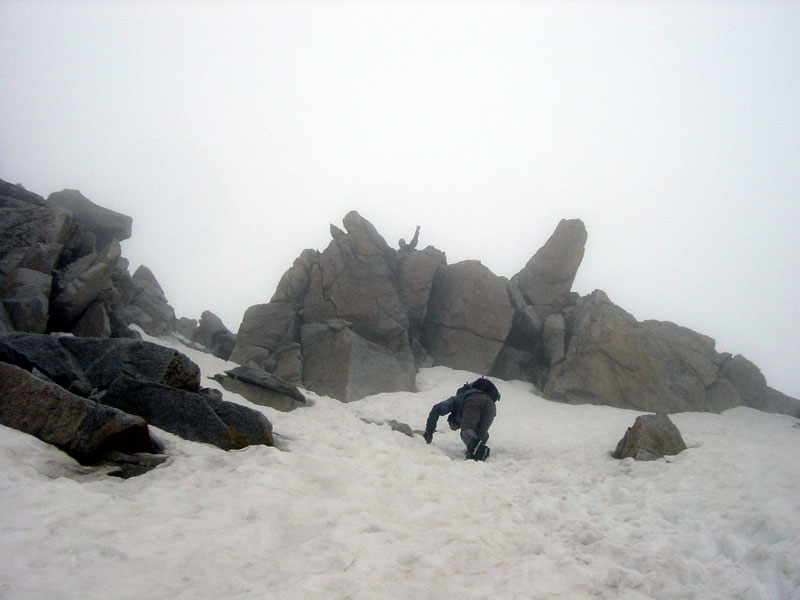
[511,218,587,321]
[422,260,513,375]
[541,290,800,416]
[48,240,121,331]
[612,414,688,461]
[0,331,273,471]
[230,212,419,401]
[544,290,728,412]
[304,211,409,353]
[0,178,179,339]
[0,361,159,464]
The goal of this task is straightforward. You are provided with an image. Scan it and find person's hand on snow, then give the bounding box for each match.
[423,430,433,444]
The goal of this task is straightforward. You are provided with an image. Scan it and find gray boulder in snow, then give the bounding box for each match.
[194,310,236,360]
[511,218,587,321]
[422,260,513,375]
[100,376,273,450]
[214,365,307,412]
[0,361,159,464]
[612,414,687,461]
[301,320,415,402]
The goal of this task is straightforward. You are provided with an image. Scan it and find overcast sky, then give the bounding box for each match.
[1,1,798,398]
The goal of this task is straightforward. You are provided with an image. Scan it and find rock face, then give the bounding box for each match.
[544,291,728,412]
[511,219,587,321]
[231,211,421,401]
[422,260,513,375]
[0,361,159,464]
[612,414,688,461]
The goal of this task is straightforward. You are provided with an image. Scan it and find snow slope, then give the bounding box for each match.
[1,334,799,600]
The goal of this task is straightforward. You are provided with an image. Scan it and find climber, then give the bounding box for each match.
[422,377,500,461]
[398,225,421,251]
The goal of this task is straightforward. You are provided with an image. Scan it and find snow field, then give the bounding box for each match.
[1,337,799,600]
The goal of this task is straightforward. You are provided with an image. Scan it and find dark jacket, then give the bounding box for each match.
[426,389,496,447]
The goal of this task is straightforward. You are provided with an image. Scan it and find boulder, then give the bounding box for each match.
[505,279,543,349]
[511,219,587,321]
[1,268,52,333]
[49,240,121,331]
[58,336,201,392]
[273,343,303,385]
[214,365,307,412]
[100,376,272,449]
[0,362,159,464]
[612,414,687,461]
[0,332,92,393]
[422,260,513,375]
[0,303,13,333]
[544,290,728,413]
[489,346,536,382]
[301,320,415,401]
[47,189,132,249]
[193,310,236,360]
[229,301,299,370]
[176,317,198,341]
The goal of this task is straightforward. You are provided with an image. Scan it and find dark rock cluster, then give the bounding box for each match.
[0,333,274,476]
[0,179,270,476]
[0,180,175,339]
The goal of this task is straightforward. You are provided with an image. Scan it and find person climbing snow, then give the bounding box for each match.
[423,377,500,461]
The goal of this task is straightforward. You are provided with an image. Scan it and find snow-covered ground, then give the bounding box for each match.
[2,334,799,600]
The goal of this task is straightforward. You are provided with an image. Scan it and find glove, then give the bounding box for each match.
[423,431,433,444]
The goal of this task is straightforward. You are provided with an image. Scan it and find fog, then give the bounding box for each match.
[1,2,798,398]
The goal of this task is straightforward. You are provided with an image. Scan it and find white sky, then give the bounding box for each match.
[1,1,799,398]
